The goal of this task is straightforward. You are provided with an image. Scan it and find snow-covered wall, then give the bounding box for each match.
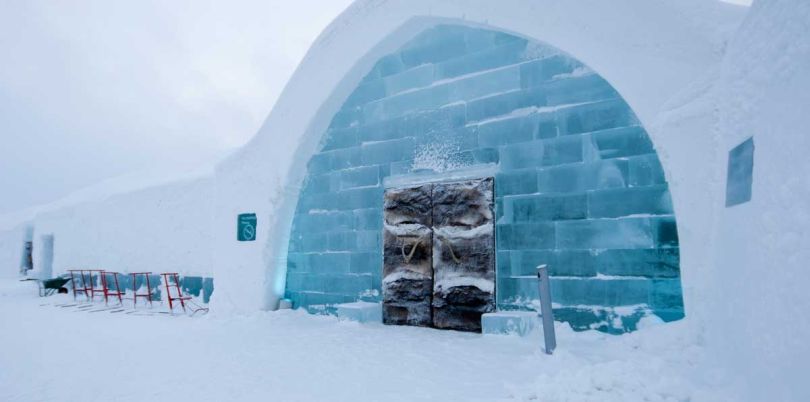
[709,1,810,399]
[0,224,31,278]
[28,177,215,279]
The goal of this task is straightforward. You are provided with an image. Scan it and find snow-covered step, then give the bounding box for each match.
[481,311,540,337]
[336,301,382,323]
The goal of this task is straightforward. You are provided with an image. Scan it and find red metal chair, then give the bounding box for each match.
[161,273,191,313]
[100,271,124,305]
[87,269,105,301]
[67,269,92,300]
[130,272,153,307]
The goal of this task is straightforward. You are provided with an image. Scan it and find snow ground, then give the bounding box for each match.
[0,279,733,402]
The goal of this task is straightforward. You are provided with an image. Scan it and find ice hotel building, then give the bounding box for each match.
[1,1,808,399]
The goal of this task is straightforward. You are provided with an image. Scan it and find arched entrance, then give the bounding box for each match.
[282,24,683,333]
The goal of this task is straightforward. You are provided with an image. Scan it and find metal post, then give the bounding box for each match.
[536,264,556,354]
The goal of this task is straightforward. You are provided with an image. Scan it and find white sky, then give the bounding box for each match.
[0,0,352,214]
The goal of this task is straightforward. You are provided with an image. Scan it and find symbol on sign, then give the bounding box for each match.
[242,224,255,240]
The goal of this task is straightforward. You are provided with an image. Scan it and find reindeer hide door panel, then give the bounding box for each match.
[382,178,495,332]
[431,178,495,332]
[382,184,433,327]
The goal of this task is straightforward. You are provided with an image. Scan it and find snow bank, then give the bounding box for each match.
[502,320,738,402]
[0,281,738,402]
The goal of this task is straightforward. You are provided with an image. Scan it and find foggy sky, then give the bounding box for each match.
[0,0,351,214]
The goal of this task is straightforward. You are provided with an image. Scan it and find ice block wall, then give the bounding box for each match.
[285,25,682,333]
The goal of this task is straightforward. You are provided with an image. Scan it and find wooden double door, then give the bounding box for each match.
[382,178,495,332]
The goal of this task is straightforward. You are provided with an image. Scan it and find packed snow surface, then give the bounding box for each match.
[0,280,736,402]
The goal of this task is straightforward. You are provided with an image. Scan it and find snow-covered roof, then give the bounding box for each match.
[227,0,746,169]
[0,153,227,232]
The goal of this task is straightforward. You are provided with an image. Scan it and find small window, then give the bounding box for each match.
[725,137,755,207]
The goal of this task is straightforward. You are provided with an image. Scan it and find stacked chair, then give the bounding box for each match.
[62,269,207,315]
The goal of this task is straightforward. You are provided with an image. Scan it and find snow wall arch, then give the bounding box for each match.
[211,1,741,334]
[282,23,683,333]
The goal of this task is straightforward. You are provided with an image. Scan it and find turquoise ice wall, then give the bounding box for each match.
[285,25,683,333]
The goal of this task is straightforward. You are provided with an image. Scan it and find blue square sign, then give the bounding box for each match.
[725,137,755,207]
[237,213,257,241]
